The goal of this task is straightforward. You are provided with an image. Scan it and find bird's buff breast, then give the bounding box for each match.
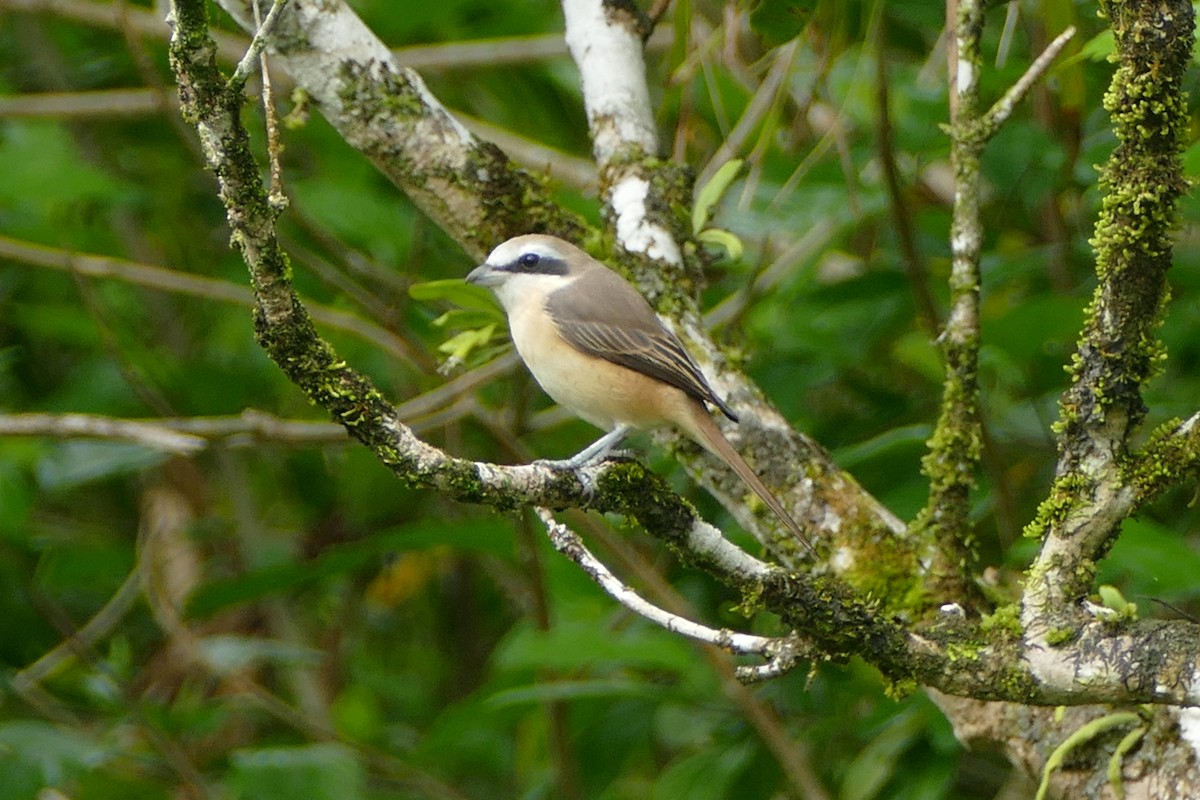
[507,301,674,431]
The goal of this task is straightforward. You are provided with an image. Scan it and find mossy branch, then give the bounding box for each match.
[913,1,1072,608]
[1026,0,1193,616]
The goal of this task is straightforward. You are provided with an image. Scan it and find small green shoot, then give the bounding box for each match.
[691,158,745,260]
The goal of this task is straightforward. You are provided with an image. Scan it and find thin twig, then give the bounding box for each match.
[535,508,806,677]
[251,0,287,207]
[12,566,145,690]
[0,412,206,453]
[229,0,288,88]
[976,26,1076,142]
[0,233,427,368]
[0,88,169,117]
[875,25,938,335]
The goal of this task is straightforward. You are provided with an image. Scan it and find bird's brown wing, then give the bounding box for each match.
[546,267,738,421]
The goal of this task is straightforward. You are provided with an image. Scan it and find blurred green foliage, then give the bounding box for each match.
[0,0,1198,798]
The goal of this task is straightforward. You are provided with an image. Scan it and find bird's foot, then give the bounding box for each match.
[533,449,638,507]
[533,449,637,471]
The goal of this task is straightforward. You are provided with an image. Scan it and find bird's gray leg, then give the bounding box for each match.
[539,424,633,469]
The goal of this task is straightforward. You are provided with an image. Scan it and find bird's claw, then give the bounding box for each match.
[532,457,598,504]
[533,450,640,507]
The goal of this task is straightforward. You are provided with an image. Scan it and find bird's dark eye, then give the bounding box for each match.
[518,253,540,268]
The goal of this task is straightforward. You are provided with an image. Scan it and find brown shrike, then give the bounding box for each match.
[467,234,811,551]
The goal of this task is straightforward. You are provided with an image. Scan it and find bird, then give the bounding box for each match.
[466,233,813,553]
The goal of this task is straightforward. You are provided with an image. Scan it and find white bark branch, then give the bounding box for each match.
[561,0,657,163]
[208,0,584,259]
[535,507,807,679]
[229,0,289,87]
[561,0,682,266]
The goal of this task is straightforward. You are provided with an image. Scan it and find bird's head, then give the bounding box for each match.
[466,234,587,311]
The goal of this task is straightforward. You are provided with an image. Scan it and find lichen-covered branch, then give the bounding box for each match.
[1126,412,1200,509]
[910,0,986,605]
[915,4,1073,608]
[1025,0,1193,619]
[210,0,587,260]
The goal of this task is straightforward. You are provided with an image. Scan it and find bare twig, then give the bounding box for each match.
[0,233,426,368]
[875,28,938,335]
[229,0,288,88]
[249,0,287,207]
[0,88,170,117]
[0,412,206,453]
[0,391,485,453]
[977,27,1076,142]
[535,508,806,678]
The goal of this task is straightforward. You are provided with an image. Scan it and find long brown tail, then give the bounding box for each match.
[682,403,816,555]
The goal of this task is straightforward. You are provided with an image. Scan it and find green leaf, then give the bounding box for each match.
[1097,518,1200,602]
[695,228,745,260]
[432,308,505,330]
[840,707,922,800]
[0,721,108,799]
[1183,140,1200,179]
[891,331,942,384]
[436,324,497,362]
[494,616,697,676]
[409,278,502,313]
[651,742,754,800]
[834,424,931,469]
[692,158,743,235]
[228,744,364,800]
[748,0,817,48]
[0,458,35,542]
